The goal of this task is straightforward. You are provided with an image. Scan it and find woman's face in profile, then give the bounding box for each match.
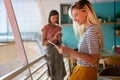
[71,8,87,25]
[50,15,59,24]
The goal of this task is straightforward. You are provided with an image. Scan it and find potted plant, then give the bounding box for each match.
[116,12,120,22]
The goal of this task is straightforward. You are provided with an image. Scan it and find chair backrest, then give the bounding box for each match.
[99,67,120,76]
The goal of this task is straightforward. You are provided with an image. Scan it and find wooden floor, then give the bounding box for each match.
[0,42,42,77]
[0,41,70,80]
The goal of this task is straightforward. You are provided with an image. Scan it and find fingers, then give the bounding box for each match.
[58,48,63,54]
[56,31,62,36]
[53,32,62,41]
[55,46,63,54]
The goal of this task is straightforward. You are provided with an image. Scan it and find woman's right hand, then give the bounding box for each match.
[49,31,62,44]
[54,31,62,39]
[56,45,71,54]
[49,32,59,42]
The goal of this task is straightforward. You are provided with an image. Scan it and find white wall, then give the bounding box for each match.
[0,0,61,34]
[0,0,41,33]
[41,0,60,24]
[0,1,7,33]
[11,1,41,33]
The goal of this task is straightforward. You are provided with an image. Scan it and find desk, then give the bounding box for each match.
[99,51,120,72]
[99,51,120,64]
[99,55,120,64]
[98,76,120,80]
[99,55,120,69]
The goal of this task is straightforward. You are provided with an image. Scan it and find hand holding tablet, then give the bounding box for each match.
[48,40,63,54]
[48,40,58,47]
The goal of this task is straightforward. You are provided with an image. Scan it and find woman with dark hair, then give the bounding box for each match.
[56,0,104,80]
[41,10,66,80]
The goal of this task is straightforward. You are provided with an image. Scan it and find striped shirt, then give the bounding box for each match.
[77,25,100,67]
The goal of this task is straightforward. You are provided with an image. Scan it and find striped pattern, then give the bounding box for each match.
[77,25,100,67]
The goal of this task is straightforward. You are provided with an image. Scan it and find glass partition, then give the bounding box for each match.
[0,0,42,78]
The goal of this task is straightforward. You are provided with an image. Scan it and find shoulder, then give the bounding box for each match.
[42,24,50,31]
[43,24,52,29]
[56,25,62,30]
[43,24,50,28]
[87,25,98,34]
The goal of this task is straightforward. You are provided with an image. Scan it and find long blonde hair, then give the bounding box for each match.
[69,0,104,49]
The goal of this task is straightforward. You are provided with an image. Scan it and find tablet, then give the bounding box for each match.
[48,40,58,47]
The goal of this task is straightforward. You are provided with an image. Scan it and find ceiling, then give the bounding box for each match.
[1,0,119,3]
[59,0,119,4]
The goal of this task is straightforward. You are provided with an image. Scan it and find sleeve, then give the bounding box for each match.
[58,26,62,31]
[86,28,100,54]
[41,25,47,32]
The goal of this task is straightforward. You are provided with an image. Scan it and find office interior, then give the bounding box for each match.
[0,0,120,80]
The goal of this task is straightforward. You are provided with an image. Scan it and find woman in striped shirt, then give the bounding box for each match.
[56,0,104,80]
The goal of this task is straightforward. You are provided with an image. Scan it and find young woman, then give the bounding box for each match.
[56,0,104,80]
[41,10,66,80]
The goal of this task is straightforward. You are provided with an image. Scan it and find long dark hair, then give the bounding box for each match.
[48,10,59,24]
